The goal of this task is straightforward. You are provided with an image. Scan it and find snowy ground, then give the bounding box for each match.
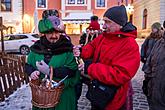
[0,85,32,110]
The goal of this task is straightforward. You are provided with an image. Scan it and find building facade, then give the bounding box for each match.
[22,0,120,34]
[0,0,23,34]
[133,0,165,38]
[23,0,133,35]
[1,0,165,36]
[60,0,133,34]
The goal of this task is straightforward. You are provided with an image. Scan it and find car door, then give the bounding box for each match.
[4,35,19,52]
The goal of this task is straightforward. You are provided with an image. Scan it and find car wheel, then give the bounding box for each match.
[20,46,30,55]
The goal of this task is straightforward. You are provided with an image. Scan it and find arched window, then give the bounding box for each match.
[142,9,147,29]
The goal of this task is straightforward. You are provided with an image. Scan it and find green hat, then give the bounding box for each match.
[38,16,64,34]
[151,22,161,30]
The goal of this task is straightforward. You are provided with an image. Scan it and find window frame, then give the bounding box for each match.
[0,0,12,12]
[36,0,47,9]
[95,0,107,9]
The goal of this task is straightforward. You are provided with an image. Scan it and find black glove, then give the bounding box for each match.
[81,59,92,85]
[53,66,76,78]
[141,57,146,63]
[142,77,151,96]
[84,59,92,74]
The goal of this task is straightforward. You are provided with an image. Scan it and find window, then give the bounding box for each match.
[66,0,85,5]
[96,0,106,8]
[37,0,47,9]
[32,34,40,38]
[8,36,15,40]
[8,35,28,40]
[68,0,75,4]
[15,35,28,40]
[142,9,147,29]
[0,0,12,12]
[77,0,84,4]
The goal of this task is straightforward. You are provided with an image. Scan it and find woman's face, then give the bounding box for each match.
[102,17,121,33]
[45,31,60,43]
[152,28,158,33]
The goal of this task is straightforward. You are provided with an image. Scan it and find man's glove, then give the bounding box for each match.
[84,59,92,74]
[36,60,50,75]
[141,57,146,63]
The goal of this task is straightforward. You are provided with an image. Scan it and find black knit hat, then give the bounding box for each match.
[103,5,128,26]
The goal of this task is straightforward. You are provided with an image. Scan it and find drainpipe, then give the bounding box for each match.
[22,0,25,33]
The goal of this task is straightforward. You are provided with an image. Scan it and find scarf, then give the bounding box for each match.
[30,35,73,55]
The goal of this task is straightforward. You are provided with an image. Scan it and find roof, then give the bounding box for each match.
[62,12,93,21]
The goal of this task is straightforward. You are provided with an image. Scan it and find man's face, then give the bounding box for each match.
[45,31,60,43]
[102,17,121,33]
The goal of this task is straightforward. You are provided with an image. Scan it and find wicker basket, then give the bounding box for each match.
[29,66,64,108]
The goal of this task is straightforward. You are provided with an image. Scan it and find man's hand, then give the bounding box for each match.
[36,60,50,75]
[73,45,82,57]
[30,71,40,80]
[78,63,84,71]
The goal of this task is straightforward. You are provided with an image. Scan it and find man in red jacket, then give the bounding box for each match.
[74,5,140,110]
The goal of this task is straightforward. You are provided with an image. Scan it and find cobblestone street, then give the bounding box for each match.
[0,39,149,110]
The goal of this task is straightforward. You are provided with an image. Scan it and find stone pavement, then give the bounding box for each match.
[132,63,149,110]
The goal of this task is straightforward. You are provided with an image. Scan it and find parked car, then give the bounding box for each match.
[0,33,40,55]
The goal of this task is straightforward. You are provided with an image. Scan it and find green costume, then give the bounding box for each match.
[26,36,80,110]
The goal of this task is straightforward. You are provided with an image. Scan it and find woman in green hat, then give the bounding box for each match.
[141,22,163,97]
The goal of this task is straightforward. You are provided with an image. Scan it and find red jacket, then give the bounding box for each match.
[81,31,140,110]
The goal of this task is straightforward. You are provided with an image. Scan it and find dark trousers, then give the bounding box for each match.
[91,103,126,110]
[91,104,101,110]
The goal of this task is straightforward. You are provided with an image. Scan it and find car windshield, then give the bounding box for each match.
[31,34,40,38]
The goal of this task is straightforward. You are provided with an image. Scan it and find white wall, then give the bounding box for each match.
[0,0,23,33]
[160,0,165,25]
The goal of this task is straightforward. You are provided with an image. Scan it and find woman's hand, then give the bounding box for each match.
[30,71,40,80]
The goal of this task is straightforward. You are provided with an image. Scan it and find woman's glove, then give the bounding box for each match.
[36,60,50,75]
[30,70,40,80]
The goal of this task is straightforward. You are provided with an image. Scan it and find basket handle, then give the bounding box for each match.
[50,66,53,82]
